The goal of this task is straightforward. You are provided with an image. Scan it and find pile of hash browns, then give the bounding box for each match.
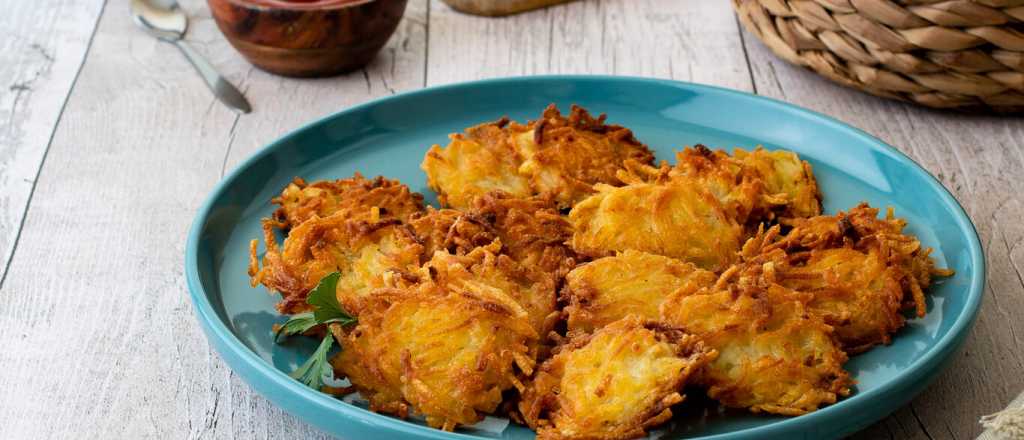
[249,105,951,439]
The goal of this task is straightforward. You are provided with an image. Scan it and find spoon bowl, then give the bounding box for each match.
[130,0,252,113]
[130,0,187,40]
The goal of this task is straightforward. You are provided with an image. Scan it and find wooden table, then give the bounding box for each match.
[2,1,1021,438]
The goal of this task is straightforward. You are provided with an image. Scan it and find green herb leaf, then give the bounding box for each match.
[274,312,318,342]
[306,272,356,324]
[279,272,356,391]
[288,333,336,390]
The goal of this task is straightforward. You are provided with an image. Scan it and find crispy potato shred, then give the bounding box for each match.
[519,315,715,440]
[247,105,953,437]
[422,105,655,209]
[568,181,744,272]
[270,174,425,229]
[249,216,424,316]
[563,250,717,333]
[738,203,952,353]
[334,284,537,430]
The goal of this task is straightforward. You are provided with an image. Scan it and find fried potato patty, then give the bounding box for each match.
[249,102,956,434]
[519,315,714,440]
[270,174,425,229]
[740,203,952,352]
[470,193,578,280]
[407,207,495,259]
[515,105,655,207]
[407,193,577,284]
[422,105,654,209]
[421,242,558,341]
[249,217,423,315]
[621,145,820,226]
[422,119,533,210]
[780,248,905,352]
[734,147,820,219]
[563,250,716,333]
[561,250,852,415]
[568,182,743,272]
[662,282,852,416]
[334,286,537,431]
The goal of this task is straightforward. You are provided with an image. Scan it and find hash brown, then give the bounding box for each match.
[422,105,654,210]
[563,250,716,333]
[249,216,423,316]
[568,182,743,272]
[270,174,425,229]
[519,315,714,439]
[334,286,537,430]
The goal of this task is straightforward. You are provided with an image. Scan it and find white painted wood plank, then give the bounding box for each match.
[0,0,105,283]
[739,27,1024,440]
[427,0,752,92]
[221,0,429,172]
[0,0,426,439]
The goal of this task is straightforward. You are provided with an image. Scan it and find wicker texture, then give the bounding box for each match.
[733,0,1024,112]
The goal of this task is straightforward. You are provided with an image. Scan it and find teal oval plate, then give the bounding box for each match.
[186,76,984,440]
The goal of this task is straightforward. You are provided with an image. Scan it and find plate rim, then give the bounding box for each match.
[185,75,986,440]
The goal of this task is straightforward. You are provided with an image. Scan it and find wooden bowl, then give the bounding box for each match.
[208,0,408,77]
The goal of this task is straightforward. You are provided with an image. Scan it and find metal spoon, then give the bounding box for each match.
[130,0,252,114]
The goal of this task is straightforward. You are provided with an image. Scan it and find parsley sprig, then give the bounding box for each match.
[275,272,356,390]
[288,332,337,391]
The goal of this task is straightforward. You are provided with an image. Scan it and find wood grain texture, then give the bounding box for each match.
[1,0,1022,438]
[428,0,752,91]
[979,391,1024,440]
[0,0,105,284]
[740,28,1024,440]
[440,0,575,17]
[0,0,424,438]
[222,0,428,172]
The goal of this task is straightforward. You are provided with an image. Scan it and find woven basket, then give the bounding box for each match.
[733,0,1024,112]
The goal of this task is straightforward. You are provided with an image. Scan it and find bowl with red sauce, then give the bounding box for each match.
[208,0,408,77]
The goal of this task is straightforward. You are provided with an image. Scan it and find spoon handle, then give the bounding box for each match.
[174,40,252,114]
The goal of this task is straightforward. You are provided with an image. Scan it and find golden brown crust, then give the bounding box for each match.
[419,242,559,342]
[734,147,821,219]
[515,105,655,207]
[334,285,538,431]
[249,215,423,316]
[780,248,905,352]
[519,315,714,440]
[739,203,952,352]
[559,230,853,416]
[619,145,821,226]
[563,250,717,333]
[421,105,655,210]
[421,119,534,210]
[270,174,425,229]
[469,192,578,282]
[661,280,852,416]
[568,182,743,272]
[407,207,496,259]
[405,193,577,288]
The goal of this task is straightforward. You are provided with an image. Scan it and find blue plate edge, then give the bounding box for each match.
[184,75,987,440]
